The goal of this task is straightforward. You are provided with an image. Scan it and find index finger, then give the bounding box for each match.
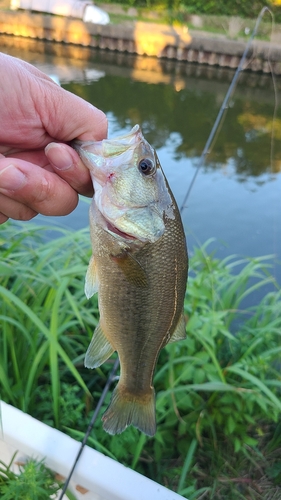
[0,159,79,217]
[39,81,108,143]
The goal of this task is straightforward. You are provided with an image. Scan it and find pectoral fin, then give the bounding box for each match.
[85,322,115,368]
[85,256,99,299]
[168,312,186,343]
[110,251,148,287]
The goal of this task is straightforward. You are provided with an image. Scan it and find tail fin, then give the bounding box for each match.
[102,383,156,437]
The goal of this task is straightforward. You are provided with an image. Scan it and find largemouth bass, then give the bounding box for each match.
[74,125,188,436]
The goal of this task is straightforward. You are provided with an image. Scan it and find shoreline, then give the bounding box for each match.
[0,8,281,73]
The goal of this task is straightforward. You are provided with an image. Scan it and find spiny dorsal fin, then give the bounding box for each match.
[85,322,115,369]
[168,312,186,344]
[85,256,99,299]
[110,251,148,287]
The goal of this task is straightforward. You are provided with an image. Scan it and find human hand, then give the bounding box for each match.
[0,52,108,224]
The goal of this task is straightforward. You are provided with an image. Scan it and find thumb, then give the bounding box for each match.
[39,80,108,142]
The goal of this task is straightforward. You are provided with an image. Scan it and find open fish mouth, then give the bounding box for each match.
[106,220,137,240]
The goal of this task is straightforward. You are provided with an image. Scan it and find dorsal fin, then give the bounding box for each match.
[168,312,186,343]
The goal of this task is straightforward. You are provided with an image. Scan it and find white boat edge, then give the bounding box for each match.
[0,401,186,500]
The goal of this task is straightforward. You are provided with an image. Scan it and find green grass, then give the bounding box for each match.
[1,222,281,498]
[96,1,275,40]
[0,452,76,499]
[0,223,98,426]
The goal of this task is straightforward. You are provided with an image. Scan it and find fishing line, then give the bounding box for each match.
[179,6,273,214]
[58,357,120,499]
[266,11,280,279]
[59,7,274,496]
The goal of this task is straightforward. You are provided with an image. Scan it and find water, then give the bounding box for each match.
[1,37,281,288]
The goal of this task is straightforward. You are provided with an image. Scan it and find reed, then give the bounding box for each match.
[0,223,98,427]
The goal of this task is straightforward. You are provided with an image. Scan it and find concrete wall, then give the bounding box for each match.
[1,10,281,73]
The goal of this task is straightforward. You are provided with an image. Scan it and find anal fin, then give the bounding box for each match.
[85,322,115,369]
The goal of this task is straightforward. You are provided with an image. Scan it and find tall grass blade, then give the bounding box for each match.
[177,438,197,494]
[227,365,281,410]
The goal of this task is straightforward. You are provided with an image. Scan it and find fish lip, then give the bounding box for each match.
[99,197,165,243]
[95,199,158,244]
[106,221,137,241]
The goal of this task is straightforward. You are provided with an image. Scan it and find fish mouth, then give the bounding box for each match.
[106,221,137,240]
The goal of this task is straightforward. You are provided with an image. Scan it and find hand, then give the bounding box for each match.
[0,52,108,224]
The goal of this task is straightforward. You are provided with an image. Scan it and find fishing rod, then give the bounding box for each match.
[179,6,272,214]
[58,7,272,497]
[58,357,120,499]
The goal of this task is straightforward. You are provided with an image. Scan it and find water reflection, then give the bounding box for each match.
[1,35,280,286]
[66,67,280,181]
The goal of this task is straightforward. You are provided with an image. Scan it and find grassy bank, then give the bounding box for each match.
[0,0,279,41]
[1,221,281,498]
[93,0,281,43]
[98,0,281,23]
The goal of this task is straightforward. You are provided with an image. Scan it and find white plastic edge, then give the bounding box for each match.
[0,401,186,500]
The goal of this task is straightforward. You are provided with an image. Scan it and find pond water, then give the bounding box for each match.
[1,37,281,290]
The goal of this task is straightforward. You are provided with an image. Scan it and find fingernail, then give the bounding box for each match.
[45,143,73,171]
[0,164,27,190]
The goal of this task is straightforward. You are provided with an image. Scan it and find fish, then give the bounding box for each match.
[73,125,188,436]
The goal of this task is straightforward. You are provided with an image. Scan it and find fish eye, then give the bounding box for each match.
[138,158,155,176]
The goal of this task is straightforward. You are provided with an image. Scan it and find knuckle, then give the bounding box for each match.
[0,213,9,224]
[35,177,53,204]
[16,207,37,221]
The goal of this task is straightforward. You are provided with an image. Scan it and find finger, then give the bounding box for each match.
[39,81,108,142]
[0,192,37,221]
[45,143,93,197]
[0,159,79,216]
[0,213,9,225]
[6,149,50,168]
[5,149,72,173]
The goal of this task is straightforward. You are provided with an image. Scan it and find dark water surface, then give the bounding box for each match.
[2,37,281,288]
